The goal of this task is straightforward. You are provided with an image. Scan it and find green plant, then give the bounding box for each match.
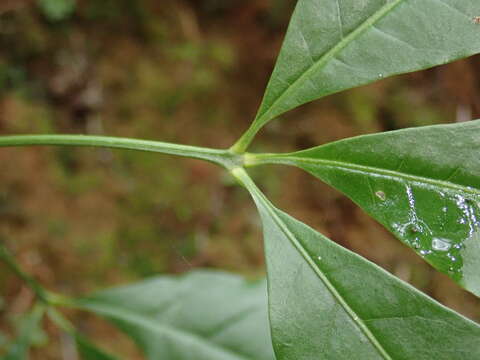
[37,0,76,21]
[2,1,480,359]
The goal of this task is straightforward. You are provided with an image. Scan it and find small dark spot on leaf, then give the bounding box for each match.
[408,225,421,234]
[375,191,386,201]
[465,198,475,205]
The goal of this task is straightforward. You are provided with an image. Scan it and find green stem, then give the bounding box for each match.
[229,122,264,154]
[0,134,240,169]
[0,242,51,304]
[230,167,270,204]
[243,152,285,167]
[47,308,75,333]
[48,307,120,359]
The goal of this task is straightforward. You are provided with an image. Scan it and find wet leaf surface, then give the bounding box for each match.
[234,168,480,359]
[253,120,480,296]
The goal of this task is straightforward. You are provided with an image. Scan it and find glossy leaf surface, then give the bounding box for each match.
[250,120,480,296]
[249,0,480,136]
[233,168,480,360]
[76,271,275,360]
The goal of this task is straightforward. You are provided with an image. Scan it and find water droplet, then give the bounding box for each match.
[447,253,457,262]
[431,238,452,252]
[406,186,416,209]
[442,207,448,213]
[453,243,462,250]
[419,249,432,256]
[375,191,386,201]
[378,73,384,78]
[459,218,466,224]
[317,256,322,261]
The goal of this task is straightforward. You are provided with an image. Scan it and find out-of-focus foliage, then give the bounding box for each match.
[75,336,119,360]
[0,1,479,358]
[1,305,46,359]
[38,0,76,21]
[78,270,275,360]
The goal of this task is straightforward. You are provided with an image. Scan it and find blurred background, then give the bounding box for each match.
[0,0,479,358]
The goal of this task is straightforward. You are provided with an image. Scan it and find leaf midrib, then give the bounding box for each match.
[274,155,480,197]
[249,186,392,360]
[78,302,254,360]
[255,0,405,124]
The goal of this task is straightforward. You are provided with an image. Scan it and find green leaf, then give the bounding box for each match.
[247,120,480,296]
[2,305,45,360]
[232,0,480,152]
[232,168,480,360]
[75,270,275,360]
[76,336,119,360]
